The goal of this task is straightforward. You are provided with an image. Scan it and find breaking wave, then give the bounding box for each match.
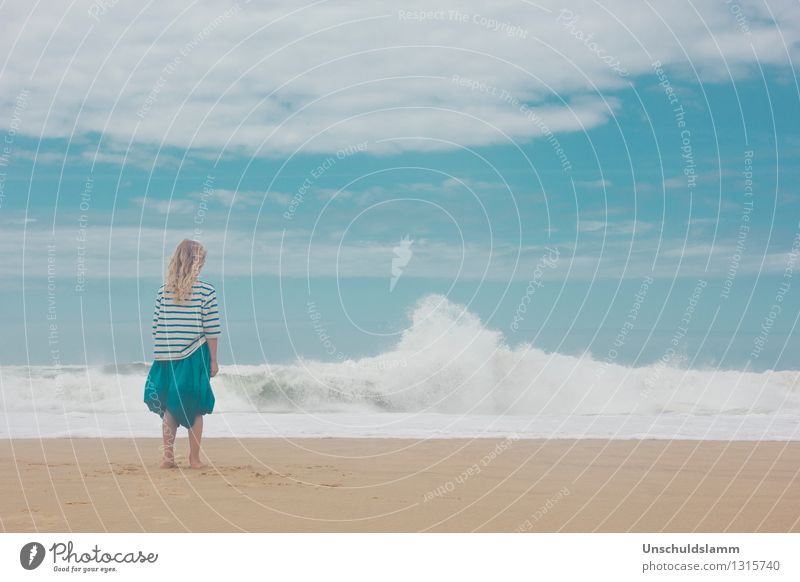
[2,295,799,416]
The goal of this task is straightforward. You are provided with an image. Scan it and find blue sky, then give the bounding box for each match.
[1,0,799,369]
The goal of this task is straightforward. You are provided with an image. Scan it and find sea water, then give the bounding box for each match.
[1,295,798,439]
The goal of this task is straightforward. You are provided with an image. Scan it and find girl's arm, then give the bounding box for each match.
[202,286,221,377]
[206,337,219,377]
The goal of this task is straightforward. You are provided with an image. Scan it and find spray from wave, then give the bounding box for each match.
[2,294,798,416]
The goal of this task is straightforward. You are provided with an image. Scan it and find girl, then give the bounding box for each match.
[144,239,221,469]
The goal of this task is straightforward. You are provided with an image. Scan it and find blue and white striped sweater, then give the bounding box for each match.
[152,280,221,361]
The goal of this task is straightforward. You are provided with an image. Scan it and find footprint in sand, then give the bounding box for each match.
[161,488,187,497]
[198,464,251,476]
[111,464,143,475]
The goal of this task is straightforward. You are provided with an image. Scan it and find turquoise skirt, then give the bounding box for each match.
[143,341,215,429]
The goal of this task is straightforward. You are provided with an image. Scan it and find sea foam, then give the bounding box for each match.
[2,294,798,419]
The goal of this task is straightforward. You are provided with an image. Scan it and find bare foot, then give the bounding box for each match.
[189,459,207,469]
[160,458,178,469]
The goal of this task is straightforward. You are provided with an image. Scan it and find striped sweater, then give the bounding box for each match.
[151,280,222,361]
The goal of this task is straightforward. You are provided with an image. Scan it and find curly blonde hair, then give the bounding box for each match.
[165,239,207,303]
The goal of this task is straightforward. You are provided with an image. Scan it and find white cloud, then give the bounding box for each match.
[2,216,37,225]
[13,150,71,164]
[315,187,353,202]
[199,189,272,207]
[132,196,197,215]
[133,189,288,214]
[578,220,606,232]
[0,0,796,158]
[576,179,612,188]
[578,219,652,235]
[689,217,720,226]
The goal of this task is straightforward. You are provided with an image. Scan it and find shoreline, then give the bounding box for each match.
[2,437,799,532]
[3,436,799,442]
[4,411,799,441]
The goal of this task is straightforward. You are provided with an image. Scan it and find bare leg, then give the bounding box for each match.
[188,415,206,469]
[160,410,179,468]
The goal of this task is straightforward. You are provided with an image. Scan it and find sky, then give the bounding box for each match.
[1,0,800,370]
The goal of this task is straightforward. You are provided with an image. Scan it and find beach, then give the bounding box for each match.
[2,438,799,532]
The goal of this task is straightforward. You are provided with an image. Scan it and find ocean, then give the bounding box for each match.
[2,295,798,440]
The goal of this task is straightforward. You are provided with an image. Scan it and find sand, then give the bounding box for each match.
[1,438,799,532]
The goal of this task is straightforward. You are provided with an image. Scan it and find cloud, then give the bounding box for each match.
[12,144,194,171]
[581,206,629,218]
[132,196,197,215]
[576,179,612,188]
[578,219,652,235]
[133,188,290,215]
[1,221,789,283]
[198,188,275,207]
[13,150,72,164]
[315,187,354,202]
[2,216,37,225]
[689,217,720,226]
[1,0,797,158]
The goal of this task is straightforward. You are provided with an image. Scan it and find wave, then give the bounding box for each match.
[2,294,799,416]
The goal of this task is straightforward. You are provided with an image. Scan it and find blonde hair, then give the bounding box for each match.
[165,239,207,303]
